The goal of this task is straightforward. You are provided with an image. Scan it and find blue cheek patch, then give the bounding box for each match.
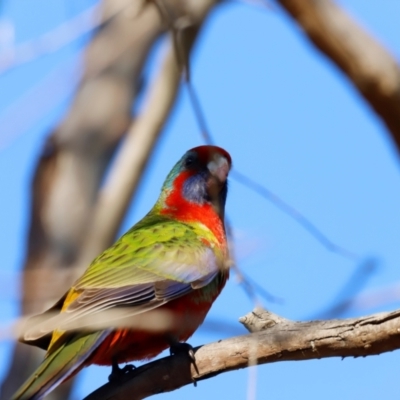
[182,174,208,204]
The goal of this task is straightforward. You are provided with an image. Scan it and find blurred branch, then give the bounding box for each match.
[84,307,400,399]
[76,24,204,268]
[19,0,164,311]
[0,57,79,151]
[231,170,359,261]
[0,1,149,74]
[277,0,400,152]
[309,257,379,320]
[1,1,163,397]
[338,282,400,313]
[7,308,245,341]
[2,0,221,398]
[0,3,101,74]
[73,41,181,268]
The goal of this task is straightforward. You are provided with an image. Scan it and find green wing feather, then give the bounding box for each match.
[24,214,227,341]
[12,331,108,400]
[78,214,224,286]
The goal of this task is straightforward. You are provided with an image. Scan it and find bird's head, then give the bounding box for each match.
[158,145,232,222]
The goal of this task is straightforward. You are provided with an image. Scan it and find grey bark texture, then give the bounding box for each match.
[84,307,400,400]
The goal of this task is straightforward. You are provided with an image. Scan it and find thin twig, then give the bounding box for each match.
[185,81,215,144]
[0,1,136,74]
[231,170,360,261]
[309,257,380,319]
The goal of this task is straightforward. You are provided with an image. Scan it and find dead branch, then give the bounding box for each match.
[277,0,400,152]
[83,307,400,400]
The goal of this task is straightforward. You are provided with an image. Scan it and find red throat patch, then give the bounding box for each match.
[160,170,226,246]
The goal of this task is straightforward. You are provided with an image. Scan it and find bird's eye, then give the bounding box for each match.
[185,156,195,167]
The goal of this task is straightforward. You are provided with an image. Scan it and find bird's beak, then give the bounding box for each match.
[207,156,230,183]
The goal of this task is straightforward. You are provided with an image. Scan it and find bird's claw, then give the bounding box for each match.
[169,342,196,362]
[108,362,136,382]
[169,342,198,387]
[188,348,195,363]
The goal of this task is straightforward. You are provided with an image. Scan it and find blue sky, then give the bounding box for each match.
[1,1,400,399]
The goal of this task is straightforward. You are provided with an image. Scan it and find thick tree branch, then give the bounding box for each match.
[84,307,400,399]
[277,0,400,152]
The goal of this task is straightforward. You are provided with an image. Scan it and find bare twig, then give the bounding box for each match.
[0,58,79,151]
[83,307,400,399]
[310,258,379,319]
[333,282,400,313]
[231,170,359,261]
[0,3,101,74]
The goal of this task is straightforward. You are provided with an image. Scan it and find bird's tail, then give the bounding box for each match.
[12,331,109,400]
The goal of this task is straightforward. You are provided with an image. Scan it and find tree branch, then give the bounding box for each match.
[277,0,400,152]
[83,307,400,399]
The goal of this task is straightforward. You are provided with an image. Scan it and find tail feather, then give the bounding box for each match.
[12,331,109,400]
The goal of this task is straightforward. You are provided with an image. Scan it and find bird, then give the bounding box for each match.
[13,145,232,400]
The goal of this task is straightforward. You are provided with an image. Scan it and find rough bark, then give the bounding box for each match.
[84,307,400,400]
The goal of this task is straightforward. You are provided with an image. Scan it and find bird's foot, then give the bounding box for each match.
[169,341,198,386]
[169,341,195,363]
[108,360,136,383]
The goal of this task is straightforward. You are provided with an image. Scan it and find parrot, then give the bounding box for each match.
[12,145,232,400]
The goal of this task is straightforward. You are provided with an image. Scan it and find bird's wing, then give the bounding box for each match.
[24,216,226,340]
[12,331,108,400]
